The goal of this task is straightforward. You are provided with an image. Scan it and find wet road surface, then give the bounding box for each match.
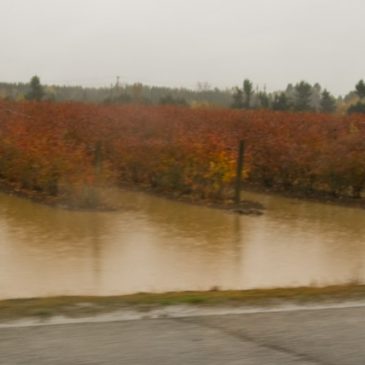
[1,304,364,364]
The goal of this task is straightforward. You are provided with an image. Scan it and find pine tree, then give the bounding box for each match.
[294,81,312,111]
[243,79,253,108]
[272,92,289,111]
[355,80,365,100]
[320,89,336,113]
[26,75,44,101]
[231,87,243,109]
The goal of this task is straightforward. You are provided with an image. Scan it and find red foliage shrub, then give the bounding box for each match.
[1,100,365,205]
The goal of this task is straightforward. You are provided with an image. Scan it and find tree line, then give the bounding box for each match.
[232,79,365,114]
[1,75,365,114]
[0,77,231,107]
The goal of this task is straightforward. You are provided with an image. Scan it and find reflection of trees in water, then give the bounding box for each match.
[0,193,111,245]
[0,190,253,284]
[0,190,257,296]
[5,188,365,293]
[233,215,243,266]
[0,193,107,297]
[0,190,247,247]
[123,190,249,246]
[125,193,253,291]
[90,215,102,292]
[249,191,365,282]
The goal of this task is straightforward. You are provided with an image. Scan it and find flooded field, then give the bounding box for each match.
[1,190,365,299]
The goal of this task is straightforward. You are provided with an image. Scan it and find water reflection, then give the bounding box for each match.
[0,190,365,299]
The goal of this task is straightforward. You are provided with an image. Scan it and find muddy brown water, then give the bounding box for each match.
[1,189,365,299]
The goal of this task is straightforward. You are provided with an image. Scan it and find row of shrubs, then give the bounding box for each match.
[0,100,365,207]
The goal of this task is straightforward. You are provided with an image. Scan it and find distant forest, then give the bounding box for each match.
[0,79,232,107]
[1,77,364,114]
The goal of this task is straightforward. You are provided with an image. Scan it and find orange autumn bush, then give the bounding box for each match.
[1,99,365,206]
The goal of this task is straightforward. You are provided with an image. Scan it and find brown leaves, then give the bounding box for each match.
[1,99,365,204]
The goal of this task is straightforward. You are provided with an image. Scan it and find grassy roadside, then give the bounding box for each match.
[1,285,365,322]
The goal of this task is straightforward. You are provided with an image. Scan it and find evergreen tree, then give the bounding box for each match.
[257,91,270,109]
[26,75,44,101]
[348,102,365,114]
[243,79,253,108]
[272,92,290,111]
[355,79,365,100]
[311,83,322,111]
[159,94,187,106]
[320,89,336,113]
[231,87,243,109]
[347,80,365,114]
[294,81,312,111]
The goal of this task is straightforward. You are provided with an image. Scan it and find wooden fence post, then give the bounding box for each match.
[234,140,245,205]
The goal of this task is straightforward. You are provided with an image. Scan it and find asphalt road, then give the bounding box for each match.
[1,305,365,364]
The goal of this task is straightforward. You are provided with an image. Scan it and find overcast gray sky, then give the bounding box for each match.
[1,0,364,95]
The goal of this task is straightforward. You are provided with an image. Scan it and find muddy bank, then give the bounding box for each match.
[119,184,264,215]
[0,177,264,215]
[4,173,365,214]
